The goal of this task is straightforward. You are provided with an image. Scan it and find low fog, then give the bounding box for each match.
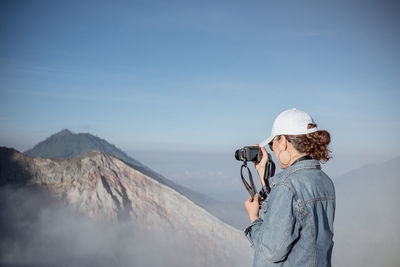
[0,186,250,267]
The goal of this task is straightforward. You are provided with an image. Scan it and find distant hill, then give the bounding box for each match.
[332,156,400,267]
[24,129,245,228]
[25,129,145,168]
[0,147,251,267]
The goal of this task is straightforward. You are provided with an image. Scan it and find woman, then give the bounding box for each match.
[244,108,335,267]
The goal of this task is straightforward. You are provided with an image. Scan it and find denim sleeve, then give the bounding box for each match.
[244,184,300,263]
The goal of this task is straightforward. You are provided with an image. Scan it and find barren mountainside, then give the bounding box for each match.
[0,147,252,267]
[23,129,244,228]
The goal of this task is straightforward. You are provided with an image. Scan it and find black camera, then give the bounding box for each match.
[235,146,275,201]
[235,146,262,162]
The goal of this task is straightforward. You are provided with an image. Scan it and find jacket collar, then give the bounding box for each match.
[269,159,320,186]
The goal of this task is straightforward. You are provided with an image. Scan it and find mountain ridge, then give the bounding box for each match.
[0,146,252,266]
[1,146,239,229]
[23,129,243,227]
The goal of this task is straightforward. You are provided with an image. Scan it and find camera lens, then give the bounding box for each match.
[235,150,240,161]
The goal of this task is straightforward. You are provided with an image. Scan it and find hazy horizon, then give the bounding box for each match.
[1,0,399,174]
[2,127,400,203]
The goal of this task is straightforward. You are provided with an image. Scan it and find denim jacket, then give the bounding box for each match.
[244,159,335,267]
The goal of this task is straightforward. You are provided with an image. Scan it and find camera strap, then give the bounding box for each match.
[240,161,257,199]
[263,155,275,194]
[241,154,275,201]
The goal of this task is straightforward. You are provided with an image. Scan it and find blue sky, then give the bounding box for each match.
[1,0,399,183]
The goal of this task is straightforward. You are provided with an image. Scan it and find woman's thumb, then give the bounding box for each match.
[254,193,259,201]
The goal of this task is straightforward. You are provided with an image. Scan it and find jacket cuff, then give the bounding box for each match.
[244,218,263,246]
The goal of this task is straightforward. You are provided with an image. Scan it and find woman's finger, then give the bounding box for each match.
[261,147,268,158]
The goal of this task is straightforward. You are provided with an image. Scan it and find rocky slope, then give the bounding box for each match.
[24,129,242,228]
[0,147,252,267]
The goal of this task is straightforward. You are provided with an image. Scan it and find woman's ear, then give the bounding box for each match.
[279,135,288,151]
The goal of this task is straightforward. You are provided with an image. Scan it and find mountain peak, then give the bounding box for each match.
[24,129,121,160]
[55,129,74,136]
[23,129,239,228]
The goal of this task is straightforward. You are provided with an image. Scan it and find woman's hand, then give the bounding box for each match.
[254,145,269,187]
[244,193,260,223]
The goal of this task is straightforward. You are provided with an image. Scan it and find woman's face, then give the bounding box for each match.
[269,135,288,169]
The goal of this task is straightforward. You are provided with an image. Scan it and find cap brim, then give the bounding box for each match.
[259,135,274,147]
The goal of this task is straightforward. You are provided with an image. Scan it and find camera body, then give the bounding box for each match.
[235,146,262,162]
[235,145,275,202]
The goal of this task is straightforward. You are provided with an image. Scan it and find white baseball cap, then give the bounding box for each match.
[259,108,318,147]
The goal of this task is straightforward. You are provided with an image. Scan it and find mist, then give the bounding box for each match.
[332,157,400,267]
[0,186,250,267]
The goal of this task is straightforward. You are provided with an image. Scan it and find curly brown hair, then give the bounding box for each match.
[281,123,332,162]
